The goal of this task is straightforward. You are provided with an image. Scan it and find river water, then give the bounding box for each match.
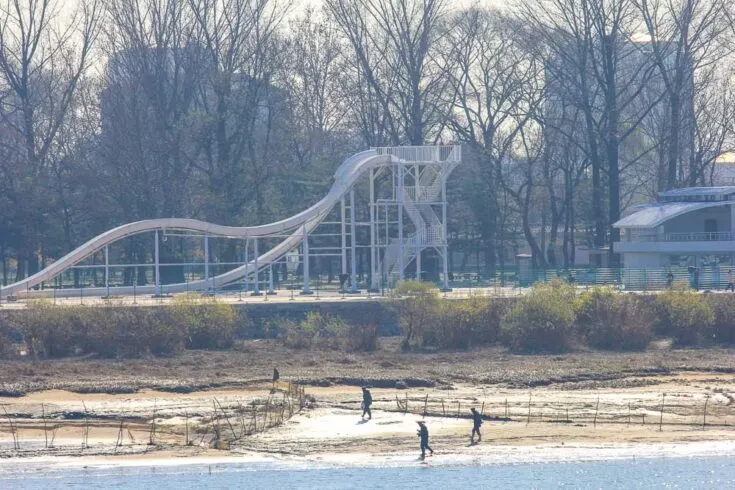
[1,456,733,489]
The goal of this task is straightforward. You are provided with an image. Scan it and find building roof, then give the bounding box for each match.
[659,186,735,199]
[613,201,729,229]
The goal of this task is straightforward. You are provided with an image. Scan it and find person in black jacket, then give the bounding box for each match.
[470,407,483,443]
[417,421,433,459]
[361,387,373,420]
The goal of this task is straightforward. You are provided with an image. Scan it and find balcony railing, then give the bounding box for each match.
[665,232,734,242]
[630,231,735,242]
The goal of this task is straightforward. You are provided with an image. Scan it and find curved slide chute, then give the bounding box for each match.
[1,150,390,297]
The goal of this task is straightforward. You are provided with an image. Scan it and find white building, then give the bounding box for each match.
[613,187,735,268]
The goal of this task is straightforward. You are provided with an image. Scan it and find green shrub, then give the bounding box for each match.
[16,302,85,359]
[428,297,506,350]
[167,296,237,350]
[655,290,714,345]
[391,280,440,351]
[500,280,576,353]
[706,295,735,344]
[575,288,652,351]
[279,312,348,349]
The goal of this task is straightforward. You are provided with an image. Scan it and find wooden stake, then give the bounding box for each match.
[659,393,665,432]
[593,396,600,427]
[41,403,48,449]
[703,396,709,430]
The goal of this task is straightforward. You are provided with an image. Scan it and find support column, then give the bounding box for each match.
[416,247,422,281]
[204,233,209,288]
[268,263,275,294]
[154,230,160,295]
[441,172,451,291]
[252,238,261,295]
[341,197,347,274]
[244,240,249,293]
[104,245,109,296]
[350,189,358,292]
[398,164,405,281]
[302,225,312,294]
[369,169,378,291]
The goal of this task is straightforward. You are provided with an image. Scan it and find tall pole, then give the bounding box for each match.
[154,230,160,295]
[350,188,358,292]
[369,169,378,291]
[341,197,347,275]
[302,225,311,294]
[268,263,274,294]
[442,171,450,291]
[104,245,109,296]
[204,233,209,288]
[244,240,249,293]
[398,164,405,281]
[253,238,260,295]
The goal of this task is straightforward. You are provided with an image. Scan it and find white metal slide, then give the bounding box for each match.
[1,150,389,297]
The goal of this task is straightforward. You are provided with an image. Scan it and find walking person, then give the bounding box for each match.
[361,386,373,420]
[727,269,734,292]
[272,367,279,391]
[416,421,433,460]
[470,407,483,443]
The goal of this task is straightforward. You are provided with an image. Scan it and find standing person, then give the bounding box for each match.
[727,269,734,292]
[272,368,279,391]
[361,387,373,420]
[666,271,674,289]
[416,421,433,459]
[470,407,483,443]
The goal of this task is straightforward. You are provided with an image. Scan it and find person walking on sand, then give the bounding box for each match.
[470,407,483,443]
[272,367,280,390]
[361,386,373,420]
[417,421,433,459]
[727,269,734,292]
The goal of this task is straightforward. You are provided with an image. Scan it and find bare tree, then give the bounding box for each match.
[0,0,100,278]
[326,0,452,146]
[634,0,731,189]
[517,0,661,262]
[442,8,545,267]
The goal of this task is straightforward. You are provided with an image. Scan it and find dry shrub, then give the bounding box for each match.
[706,295,735,345]
[391,280,440,351]
[501,279,576,353]
[427,297,505,350]
[655,289,714,346]
[346,324,379,352]
[166,296,237,350]
[279,312,347,349]
[575,288,652,351]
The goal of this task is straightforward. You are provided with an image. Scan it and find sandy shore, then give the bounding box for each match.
[0,370,733,470]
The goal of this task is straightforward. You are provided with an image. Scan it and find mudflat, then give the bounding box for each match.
[0,339,733,466]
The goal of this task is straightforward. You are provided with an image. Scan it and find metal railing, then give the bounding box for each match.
[665,231,734,242]
[630,231,735,242]
[373,145,461,163]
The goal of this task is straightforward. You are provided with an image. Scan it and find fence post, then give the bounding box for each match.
[659,393,665,432]
[703,395,709,430]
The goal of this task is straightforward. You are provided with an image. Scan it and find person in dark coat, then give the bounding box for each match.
[272,368,280,390]
[470,407,483,443]
[361,387,373,420]
[416,421,433,459]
